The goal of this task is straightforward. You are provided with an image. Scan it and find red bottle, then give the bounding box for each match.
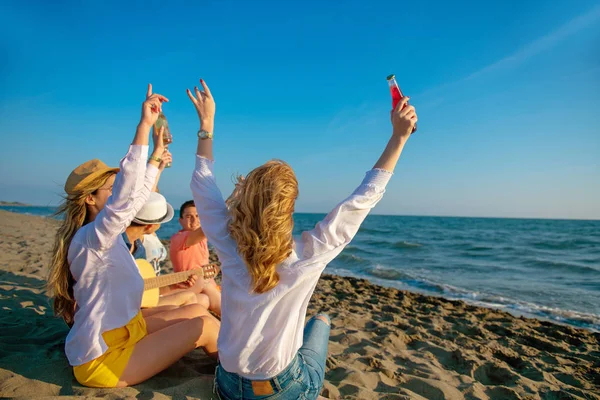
[387,74,417,133]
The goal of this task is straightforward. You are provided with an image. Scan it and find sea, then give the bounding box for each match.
[3,205,599,331]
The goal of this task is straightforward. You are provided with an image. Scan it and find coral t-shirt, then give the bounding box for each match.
[169,230,210,273]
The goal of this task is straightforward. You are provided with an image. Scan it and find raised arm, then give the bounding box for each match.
[187,79,215,161]
[373,97,416,172]
[125,128,168,217]
[187,79,241,266]
[151,149,172,193]
[185,226,207,247]
[90,85,169,248]
[300,97,418,265]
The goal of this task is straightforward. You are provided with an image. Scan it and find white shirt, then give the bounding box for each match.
[142,233,168,275]
[66,145,158,366]
[191,156,391,379]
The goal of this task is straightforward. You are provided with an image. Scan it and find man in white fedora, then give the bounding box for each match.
[124,192,211,310]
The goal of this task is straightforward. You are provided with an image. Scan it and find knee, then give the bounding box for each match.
[201,315,219,331]
[184,291,198,305]
[312,313,331,326]
[194,315,219,339]
[186,303,210,318]
[196,293,210,309]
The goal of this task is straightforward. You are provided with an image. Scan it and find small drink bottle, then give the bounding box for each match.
[387,74,417,133]
[154,113,172,167]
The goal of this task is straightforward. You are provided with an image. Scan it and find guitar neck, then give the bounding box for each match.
[144,268,205,290]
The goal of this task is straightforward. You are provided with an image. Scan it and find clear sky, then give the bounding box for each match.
[1,0,599,219]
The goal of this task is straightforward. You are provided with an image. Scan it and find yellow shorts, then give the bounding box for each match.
[73,311,147,388]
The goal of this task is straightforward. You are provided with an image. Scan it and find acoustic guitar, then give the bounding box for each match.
[135,259,217,308]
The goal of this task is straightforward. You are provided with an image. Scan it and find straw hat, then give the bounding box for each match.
[64,159,119,195]
[133,192,175,225]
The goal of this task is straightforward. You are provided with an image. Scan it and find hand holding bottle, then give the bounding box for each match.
[387,75,417,133]
[391,97,418,141]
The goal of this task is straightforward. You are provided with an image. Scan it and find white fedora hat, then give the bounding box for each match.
[133,192,175,225]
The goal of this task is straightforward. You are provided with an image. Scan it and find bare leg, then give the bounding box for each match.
[156,290,198,307]
[117,305,219,386]
[144,304,215,333]
[166,280,216,313]
[201,280,221,316]
[117,314,219,387]
[141,305,177,318]
[196,293,210,309]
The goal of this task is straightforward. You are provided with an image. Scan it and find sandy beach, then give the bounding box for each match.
[0,209,598,399]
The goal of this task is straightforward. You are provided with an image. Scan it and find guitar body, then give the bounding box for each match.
[136,259,160,308]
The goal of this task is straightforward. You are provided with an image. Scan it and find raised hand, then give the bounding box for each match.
[391,97,418,141]
[159,149,172,171]
[141,84,169,127]
[186,79,215,133]
[151,126,166,158]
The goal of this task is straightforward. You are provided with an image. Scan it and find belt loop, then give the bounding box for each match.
[272,375,282,391]
[213,365,221,399]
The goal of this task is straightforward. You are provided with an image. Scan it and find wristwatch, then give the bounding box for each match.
[198,129,213,140]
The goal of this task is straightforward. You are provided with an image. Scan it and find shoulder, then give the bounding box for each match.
[170,230,191,249]
[170,230,189,240]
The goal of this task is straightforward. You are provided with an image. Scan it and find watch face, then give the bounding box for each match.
[199,130,212,139]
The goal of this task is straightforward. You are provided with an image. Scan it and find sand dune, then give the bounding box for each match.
[0,210,598,399]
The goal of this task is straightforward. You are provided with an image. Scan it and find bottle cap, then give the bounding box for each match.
[386,74,396,81]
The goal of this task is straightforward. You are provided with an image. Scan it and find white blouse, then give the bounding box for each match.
[66,145,158,366]
[191,155,391,379]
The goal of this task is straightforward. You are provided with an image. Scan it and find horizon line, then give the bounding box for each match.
[1,204,598,222]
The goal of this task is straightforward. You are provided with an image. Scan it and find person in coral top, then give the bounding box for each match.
[170,200,221,316]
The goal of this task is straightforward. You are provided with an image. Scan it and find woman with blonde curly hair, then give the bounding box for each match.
[47,85,219,388]
[187,79,417,399]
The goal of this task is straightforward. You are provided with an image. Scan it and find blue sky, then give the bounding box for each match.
[1,0,599,219]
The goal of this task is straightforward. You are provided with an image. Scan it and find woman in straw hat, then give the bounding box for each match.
[47,85,219,388]
[187,79,417,399]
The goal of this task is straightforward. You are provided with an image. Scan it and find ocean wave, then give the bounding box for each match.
[501,302,600,331]
[358,227,393,235]
[361,238,424,250]
[526,258,600,274]
[461,245,495,252]
[344,245,377,256]
[392,241,424,249]
[531,238,600,251]
[357,267,600,331]
[366,265,447,294]
[324,266,600,331]
[335,253,370,268]
[367,265,409,280]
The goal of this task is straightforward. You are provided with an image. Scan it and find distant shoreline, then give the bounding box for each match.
[0,201,31,207]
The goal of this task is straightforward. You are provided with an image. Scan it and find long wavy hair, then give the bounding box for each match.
[227,160,298,294]
[47,171,117,326]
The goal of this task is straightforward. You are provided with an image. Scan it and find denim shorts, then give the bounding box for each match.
[214,314,331,400]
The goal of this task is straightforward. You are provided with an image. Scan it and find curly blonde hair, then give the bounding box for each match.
[47,171,116,326]
[227,160,298,294]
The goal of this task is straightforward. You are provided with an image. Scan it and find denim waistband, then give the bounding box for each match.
[217,354,302,394]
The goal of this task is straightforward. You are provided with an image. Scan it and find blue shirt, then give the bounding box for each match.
[121,232,146,260]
